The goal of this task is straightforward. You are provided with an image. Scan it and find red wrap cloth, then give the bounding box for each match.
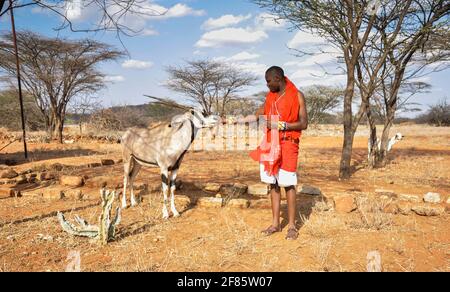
[250,76,301,175]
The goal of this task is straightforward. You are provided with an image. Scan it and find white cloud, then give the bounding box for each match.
[104,75,125,82]
[160,3,206,18]
[288,31,327,49]
[234,62,267,76]
[54,1,204,35]
[202,14,252,30]
[290,68,346,87]
[196,27,268,48]
[228,51,261,62]
[254,13,286,31]
[139,2,205,20]
[213,51,265,76]
[65,0,83,21]
[122,60,153,70]
[141,28,159,36]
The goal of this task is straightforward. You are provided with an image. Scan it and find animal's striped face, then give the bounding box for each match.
[190,109,219,128]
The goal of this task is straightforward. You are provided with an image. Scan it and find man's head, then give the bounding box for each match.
[265,66,285,93]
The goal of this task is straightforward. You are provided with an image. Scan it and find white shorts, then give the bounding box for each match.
[260,164,298,187]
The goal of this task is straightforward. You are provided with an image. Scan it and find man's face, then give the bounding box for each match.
[265,73,282,93]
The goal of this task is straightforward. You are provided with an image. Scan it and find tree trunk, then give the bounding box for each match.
[376,110,395,167]
[339,68,356,179]
[53,115,64,144]
[366,106,378,169]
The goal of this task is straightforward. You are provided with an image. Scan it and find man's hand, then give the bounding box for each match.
[266,119,279,130]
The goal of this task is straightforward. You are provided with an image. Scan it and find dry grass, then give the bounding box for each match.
[349,196,394,231]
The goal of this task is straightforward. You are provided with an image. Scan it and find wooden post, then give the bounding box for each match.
[8,0,28,159]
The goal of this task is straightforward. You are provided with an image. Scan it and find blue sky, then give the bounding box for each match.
[1,0,448,117]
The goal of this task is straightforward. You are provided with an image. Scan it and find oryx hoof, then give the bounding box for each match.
[172,211,180,218]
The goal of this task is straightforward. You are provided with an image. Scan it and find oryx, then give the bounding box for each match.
[121,96,219,219]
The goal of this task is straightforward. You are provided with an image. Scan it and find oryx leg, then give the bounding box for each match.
[129,163,142,207]
[122,158,132,208]
[161,168,170,219]
[169,169,180,217]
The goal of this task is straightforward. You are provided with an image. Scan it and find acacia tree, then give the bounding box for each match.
[69,94,102,135]
[254,0,379,178]
[0,31,123,143]
[166,60,257,117]
[355,0,449,167]
[303,85,343,125]
[255,0,449,177]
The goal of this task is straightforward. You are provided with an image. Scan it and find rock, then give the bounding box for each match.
[85,176,108,188]
[63,188,83,200]
[19,169,32,175]
[175,195,191,206]
[396,201,412,215]
[411,203,445,216]
[248,183,268,197]
[42,186,65,200]
[101,159,115,166]
[367,251,382,272]
[59,175,84,187]
[203,183,221,193]
[16,175,28,185]
[423,192,441,204]
[44,172,56,180]
[375,189,397,198]
[226,198,250,209]
[250,198,271,209]
[0,185,16,198]
[398,194,420,203]
[87,163,101,168]
[313,199,334,212]
[215,193,223,198]
[21,189,44,198]
[333,194,356,213]
[298,185,322,196]
[447,197,450,205]
[0,169,18,179]
[196,197,223,208]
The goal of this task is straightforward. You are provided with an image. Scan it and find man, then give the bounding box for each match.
[242,66,308,240]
